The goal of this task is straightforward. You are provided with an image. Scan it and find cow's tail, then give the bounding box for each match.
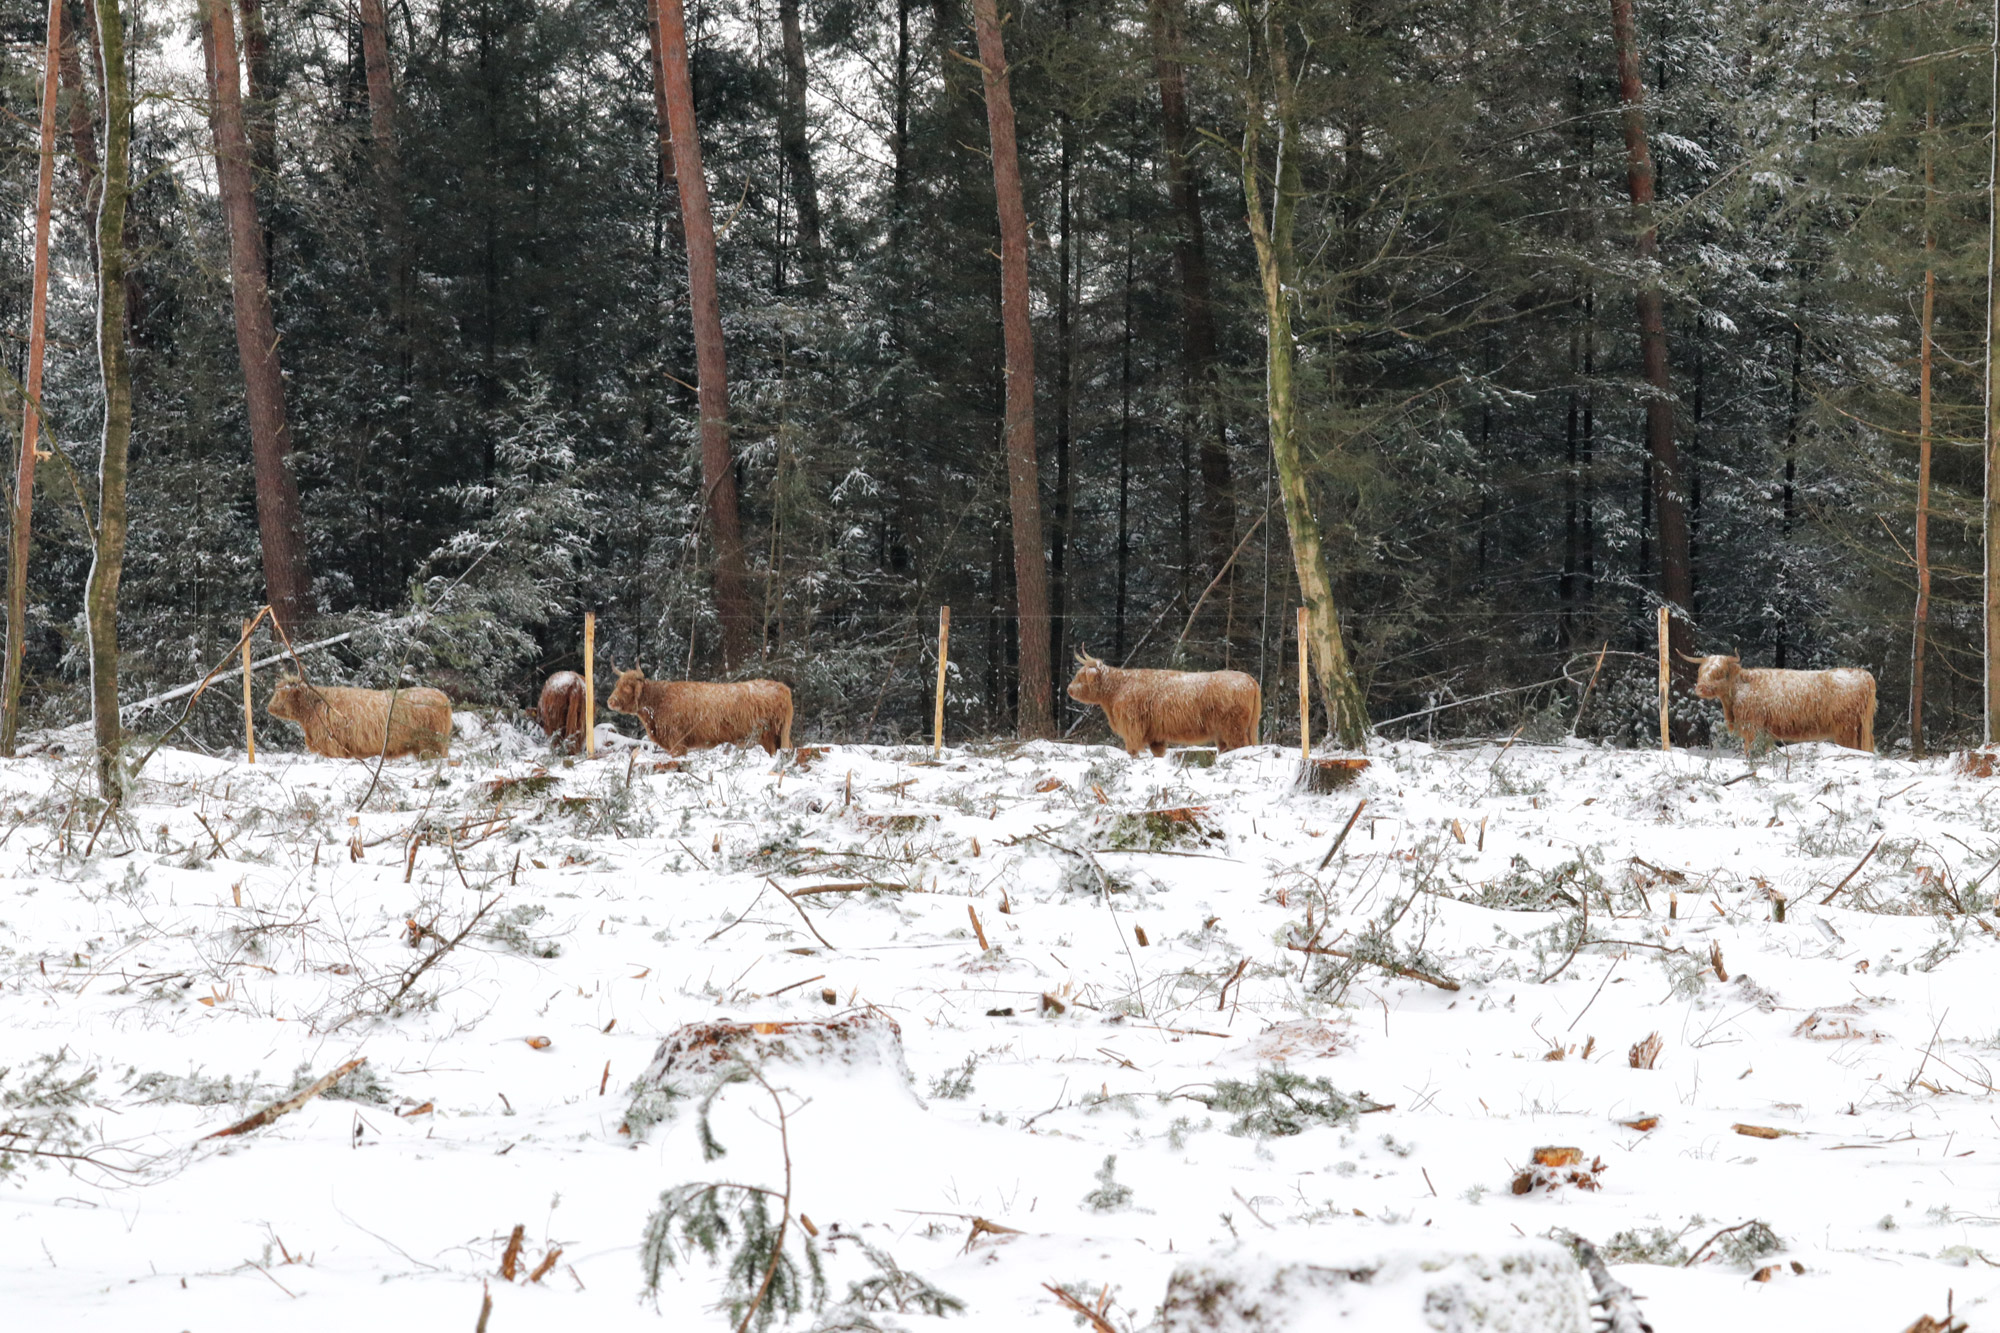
[565,682,586,752]
[1859,675,1877,753]
[780,692,794,750]
[1248,680,1261,746]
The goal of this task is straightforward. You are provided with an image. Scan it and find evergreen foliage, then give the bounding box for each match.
[0,0,1987,747]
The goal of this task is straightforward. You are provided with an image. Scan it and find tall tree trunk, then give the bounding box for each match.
[1609,0,1693,679]
[1052,34,1073,691]
[205,0,315,637]
[235,0,275,180]
[85,0,131,801]
[2,0,64,756]
[1239,5,1366,749]
[358,0,398,180]
[969,0,1053,737]
[1914,84,1936,758]
[1986,0,2000,740]
[57,2,97,264]
[1148,0,1233,619]
[650,0,753,668]
[774,0,825,295]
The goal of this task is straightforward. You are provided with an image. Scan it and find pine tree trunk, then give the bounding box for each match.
[358,0,396,170]
[1914,83,1936,758]
[57,2,97,261]
[1239,8,1366,750]
[2,0,64,757]
[235,0,275,182]
[1148,0,1233,625]
[650,0,754,669]
[1610,0,1693,681]
[970,0,1053,737]
[1986,2,2000,741]
[206,0,315,638]
[774,0,825,295]
[85,0,131,801]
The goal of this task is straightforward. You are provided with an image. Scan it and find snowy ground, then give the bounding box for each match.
[0,725,1994,1330]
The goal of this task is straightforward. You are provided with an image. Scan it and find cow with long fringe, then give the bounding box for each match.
[1683,653,1875,755]
[1065,651,1261,757]
[266,677,454,760]
[537,671,588,753]
[604,667,793,756]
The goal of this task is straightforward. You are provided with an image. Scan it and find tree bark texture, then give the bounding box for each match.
[206,0,316,638]
[57,2,97,236]
[970,0,1053,737]
[774,0,825,295]
[358,0,398,176]
[1985,0,2000,741]
[1240,7,1367,750]
[1149,0,1234,612]
[234,0,275,183]
[3,0,64,757]
[85,0,131,800]
[650,0,754,669]
[1610,0,1693,681]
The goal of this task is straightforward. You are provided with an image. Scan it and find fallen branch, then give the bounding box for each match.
[388,896,503,1006]
[204,1057,365,1139]
[1314,798,1369,873]
[1043,1282,1117,1333]
[1284,939,1460,991]
[1556,1231,1653,1333]
[1819,834,1885,905]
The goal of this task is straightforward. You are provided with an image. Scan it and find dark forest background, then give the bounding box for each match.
[0,0,1983,751]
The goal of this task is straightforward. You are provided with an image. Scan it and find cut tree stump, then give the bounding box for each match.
[1299,758,1370,793]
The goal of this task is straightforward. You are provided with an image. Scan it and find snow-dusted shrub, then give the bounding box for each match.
[0,1050,96,1176]
[1200,1068,1371,1138]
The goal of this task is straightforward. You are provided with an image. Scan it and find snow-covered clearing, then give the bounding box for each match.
[0,729,1992,1329]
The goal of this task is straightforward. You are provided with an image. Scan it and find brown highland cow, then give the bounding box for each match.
[1685,653,1875,755]
[537,671,588,753]
[1066,651,1261,757]
[604,668,793,756]
[266,677,454,760]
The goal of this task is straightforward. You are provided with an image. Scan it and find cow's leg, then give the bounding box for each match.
[759,729,778,756]
[1149,741,1167,758]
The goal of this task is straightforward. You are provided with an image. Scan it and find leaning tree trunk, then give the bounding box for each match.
[1609,0,1693,681]
[205,0,316,638]
[1149,0,1234,630]
[2,0,64,756]
[85,0,131,801]
[650,0,754,669]
[970,0,1053,738]
[1239,4,1366,750]
[774,0,825,295]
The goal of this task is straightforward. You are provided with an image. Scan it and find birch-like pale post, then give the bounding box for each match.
[583,612,596,758]
[1657,605,1670,751]
[933,606,950,758]
[242,618,255,762]
[1297,605,1309,760]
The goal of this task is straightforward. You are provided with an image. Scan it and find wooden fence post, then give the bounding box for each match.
[1298,606,1310,760]
[933,606,950,758]
[584,611,596,758]
[242,617,255,762]
[1657,605,1670,751]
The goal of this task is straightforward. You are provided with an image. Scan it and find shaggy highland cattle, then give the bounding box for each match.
[266,677,454,760]
[537,671,588,753]
[1065,651,1261,756]
[604,668,793,756]
[1684,653,1876,755]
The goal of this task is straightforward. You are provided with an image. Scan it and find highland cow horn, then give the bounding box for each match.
[1676,650,1706,664]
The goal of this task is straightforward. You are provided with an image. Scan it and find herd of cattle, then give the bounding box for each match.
[255,649,1883,762]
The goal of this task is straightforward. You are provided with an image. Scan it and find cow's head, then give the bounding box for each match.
[604,666,647,715]
[1066,650,1113,704]
[265,675,322,724]
[1684,654,1741,701]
